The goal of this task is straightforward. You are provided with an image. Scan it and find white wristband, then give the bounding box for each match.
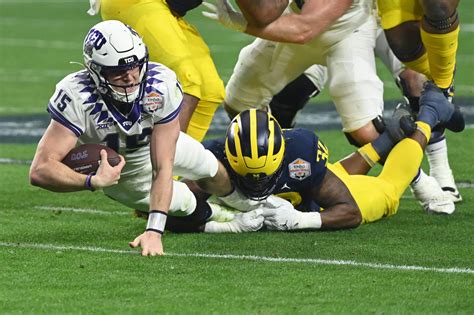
[297,212,322,230]
[146,210,167,234]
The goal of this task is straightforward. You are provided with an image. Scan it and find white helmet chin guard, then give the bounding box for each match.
[83,20,148,106]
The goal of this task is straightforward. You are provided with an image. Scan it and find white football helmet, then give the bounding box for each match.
[83,20,148,106]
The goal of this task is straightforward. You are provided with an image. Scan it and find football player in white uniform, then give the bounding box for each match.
[29,21,264,255]
[203,0,456,214]
[204,0,385,152]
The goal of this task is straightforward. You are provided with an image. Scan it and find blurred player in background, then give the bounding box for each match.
[88,0,225,141]
[377,0,463,203]
[267,25,457,214]
[203,0,457,213]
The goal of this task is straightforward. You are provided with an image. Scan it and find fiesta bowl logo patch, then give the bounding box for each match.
[288,158,311,181]
[143,92,163,113]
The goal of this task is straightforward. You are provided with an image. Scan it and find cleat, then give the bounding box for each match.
[410,172,455,214]
[442,186,463,203]
[420,81,465,132]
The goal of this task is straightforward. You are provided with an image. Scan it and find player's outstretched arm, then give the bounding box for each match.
[30,120,124,192]
[245,0,353,44]
[310,169,362,229]
[130,117,180,256]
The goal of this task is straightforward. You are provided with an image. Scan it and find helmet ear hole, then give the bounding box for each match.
[225,109,285,199]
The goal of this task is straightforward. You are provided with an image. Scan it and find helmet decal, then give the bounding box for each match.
[83,20,149,110]
[225,109,286,200]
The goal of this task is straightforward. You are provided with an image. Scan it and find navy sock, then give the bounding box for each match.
[371,132,394,161]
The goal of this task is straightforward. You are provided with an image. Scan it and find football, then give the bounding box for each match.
[62,144,120,174]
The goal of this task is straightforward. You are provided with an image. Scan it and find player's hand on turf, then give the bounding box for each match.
[262,207,301,231]
[202,0,247,32]
[92,149,125,189]
[129,230,164,256]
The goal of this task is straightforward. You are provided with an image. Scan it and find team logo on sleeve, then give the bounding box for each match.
[288,158,311,181]
[143,91,164,114]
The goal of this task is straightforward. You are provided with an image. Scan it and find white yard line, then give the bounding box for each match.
[0,241,472,275]
[34,206,130,216]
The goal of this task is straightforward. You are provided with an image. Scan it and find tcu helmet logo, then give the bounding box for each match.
[84,29,107,56]
[123,56,135,64]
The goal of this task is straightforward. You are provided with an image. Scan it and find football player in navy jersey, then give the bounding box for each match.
[188,87,463,231]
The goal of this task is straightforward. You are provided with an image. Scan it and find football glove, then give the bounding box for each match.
[262,207,322,231]
[204,209,264,233]
[202,0,247,32]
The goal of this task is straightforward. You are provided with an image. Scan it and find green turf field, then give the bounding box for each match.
[1,1,473,314]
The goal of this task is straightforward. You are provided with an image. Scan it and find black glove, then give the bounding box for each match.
[166,0,203,17]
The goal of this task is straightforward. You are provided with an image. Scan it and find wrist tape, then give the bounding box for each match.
[146,210,168,234]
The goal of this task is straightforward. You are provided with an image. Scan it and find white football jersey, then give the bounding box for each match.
[47,62,183,174]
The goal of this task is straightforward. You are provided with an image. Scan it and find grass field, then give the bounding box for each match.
[1,0,473,314]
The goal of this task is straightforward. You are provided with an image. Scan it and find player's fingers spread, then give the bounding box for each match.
[129,236,140,248]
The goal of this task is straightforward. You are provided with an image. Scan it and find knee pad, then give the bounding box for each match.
[423,10,459,31]
[344,116,385,147]
[270,74,319,128]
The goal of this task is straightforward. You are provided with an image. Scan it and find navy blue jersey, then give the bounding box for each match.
[203,128,329,211]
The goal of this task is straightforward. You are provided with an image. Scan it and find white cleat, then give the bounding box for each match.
[410,173,455,214]
[429,169,463,203]
[441,186,462,203]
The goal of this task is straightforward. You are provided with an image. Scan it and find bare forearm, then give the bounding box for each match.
[245,0,353,44]
[30,160,88,192]
[149,168,174,212]
[237,0,288,27]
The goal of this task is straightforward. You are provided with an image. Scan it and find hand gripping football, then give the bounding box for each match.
[62,144,120,174]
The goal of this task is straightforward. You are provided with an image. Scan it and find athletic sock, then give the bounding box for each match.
[416,121,432,142]
[420,26,459,89]
[404,52,431,80]
[357,143,381,167]
[371,132,395,160]
[426,137,455,187]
